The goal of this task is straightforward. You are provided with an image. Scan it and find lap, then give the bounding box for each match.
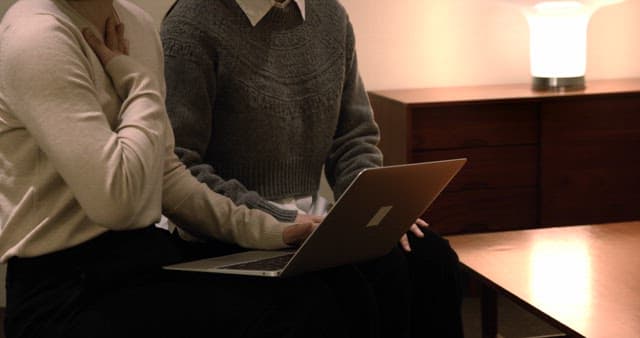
[406,227,459,263]
[356,228,459,283]
[68,271,343,338]
[354,228,463,338]
[5,228,349,338]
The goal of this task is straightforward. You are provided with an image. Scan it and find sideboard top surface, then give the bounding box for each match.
[370,78,640,107]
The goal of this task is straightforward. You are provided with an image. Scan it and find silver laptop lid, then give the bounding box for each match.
[279,158,466,277]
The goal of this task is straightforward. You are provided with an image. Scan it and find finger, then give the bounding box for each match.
[409,224,425,238]
[299,222,317,241]
[116,23,125,42]
[293,223,311,243]
[122,38,130,55]
[296,223,313,242]
[105,17,118,51]
[82,28,110,64]
[82,28,100,50]
[116,23,128,54]
[283,222,314,246]
[416,218,429,228]
[400,234,411,252]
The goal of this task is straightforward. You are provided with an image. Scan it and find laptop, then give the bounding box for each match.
[164,158,466,277]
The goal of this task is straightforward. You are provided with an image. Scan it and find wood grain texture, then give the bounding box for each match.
[410,103,538,151]
[447,221,640,338]
[425,187,537,234]
[540,96,640,226]
[370,78,640,234]
[372,78,640,106]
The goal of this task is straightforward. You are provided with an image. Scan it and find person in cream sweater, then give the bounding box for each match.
[0,0,372,337]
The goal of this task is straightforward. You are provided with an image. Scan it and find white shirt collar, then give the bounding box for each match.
[235,0,306,26]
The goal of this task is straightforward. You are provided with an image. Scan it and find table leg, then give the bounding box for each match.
[481,283,498,338]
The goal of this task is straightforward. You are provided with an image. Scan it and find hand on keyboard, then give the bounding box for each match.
[283,220,321,246]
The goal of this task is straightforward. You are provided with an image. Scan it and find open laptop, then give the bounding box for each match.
[164,158,466,277]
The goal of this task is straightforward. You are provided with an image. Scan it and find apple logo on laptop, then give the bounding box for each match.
[366,206,393,228]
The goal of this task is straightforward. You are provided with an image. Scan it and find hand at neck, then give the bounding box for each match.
[67,0,116,34]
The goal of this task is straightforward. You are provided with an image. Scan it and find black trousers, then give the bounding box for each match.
[176,228,464,338]
[172,233,379,338]
[4,227,369,338]
[408,229,464,338]
[357,229,464,338]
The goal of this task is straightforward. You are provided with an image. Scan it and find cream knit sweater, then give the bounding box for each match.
[0,0,289,262]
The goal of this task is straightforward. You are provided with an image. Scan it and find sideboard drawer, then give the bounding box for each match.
[424,188,538,235]
[412,145,538,192]
[411,103,538,150]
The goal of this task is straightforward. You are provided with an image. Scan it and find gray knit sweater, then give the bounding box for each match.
[161,0,382,222]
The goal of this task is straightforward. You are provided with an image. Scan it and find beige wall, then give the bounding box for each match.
[3,0,639,90]
[342,0,640,90]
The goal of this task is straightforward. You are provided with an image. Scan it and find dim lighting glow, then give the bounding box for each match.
[526,5,590,78]
[509,0,624,88]
[529,239,592,324]
[533,1,584,12]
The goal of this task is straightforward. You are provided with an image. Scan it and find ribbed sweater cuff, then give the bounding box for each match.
[215,158,322,201]
[252,199,298,223]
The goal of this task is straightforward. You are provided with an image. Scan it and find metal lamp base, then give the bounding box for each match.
[532,76,585,92]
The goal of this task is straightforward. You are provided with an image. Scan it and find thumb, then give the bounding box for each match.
[82,28,113,65]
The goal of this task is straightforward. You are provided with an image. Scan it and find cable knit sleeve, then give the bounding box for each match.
[324,19,383,199]
[161,152,289,249]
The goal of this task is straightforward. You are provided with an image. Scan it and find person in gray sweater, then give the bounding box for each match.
[162,0,464,337]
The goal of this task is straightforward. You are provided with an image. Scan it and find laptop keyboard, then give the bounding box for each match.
[220,253,295,271]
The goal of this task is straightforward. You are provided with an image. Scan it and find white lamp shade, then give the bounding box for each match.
[508,0,624,90]
[526,3,590,78]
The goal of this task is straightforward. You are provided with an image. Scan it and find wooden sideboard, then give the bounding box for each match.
[369,78,640,235]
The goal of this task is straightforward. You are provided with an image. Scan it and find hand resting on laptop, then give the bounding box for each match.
[283,214,323,246]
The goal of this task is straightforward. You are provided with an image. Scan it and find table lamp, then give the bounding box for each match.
[513,0,624,91]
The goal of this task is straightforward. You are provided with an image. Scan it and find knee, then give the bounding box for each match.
[405,230,464,304]
[406,228,460,268]
[280,276,340,312]
[273,276,355,338]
